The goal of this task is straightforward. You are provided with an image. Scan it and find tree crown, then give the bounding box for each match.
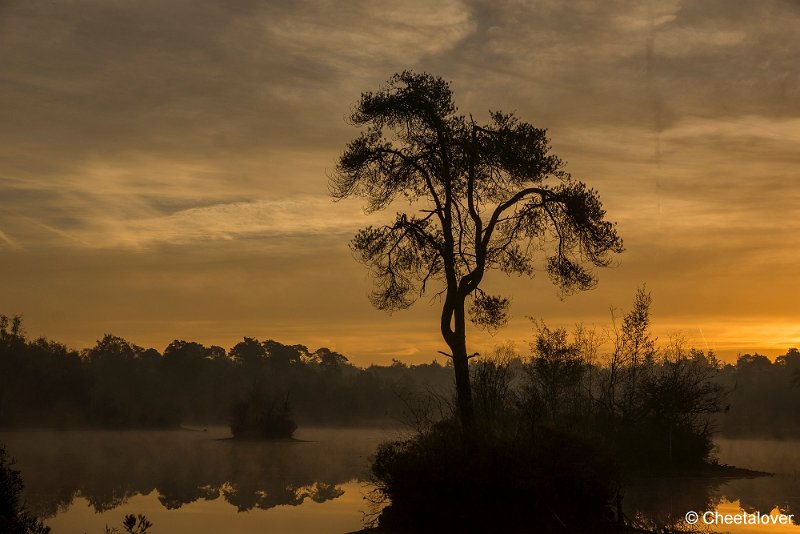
[331,71,623,331]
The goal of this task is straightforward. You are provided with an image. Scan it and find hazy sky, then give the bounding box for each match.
[1,0,798,364]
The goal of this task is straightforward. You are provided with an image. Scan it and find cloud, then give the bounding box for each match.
[1,0,799,360]
[0,229,19,249]
[71,196,374,249]
[260,0,475,73]
[1,190,379,249]
[428,0,800,133]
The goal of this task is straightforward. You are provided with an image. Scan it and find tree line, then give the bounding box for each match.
[717,347,800,437]
[1,310,798,438]
[0,315,452,429]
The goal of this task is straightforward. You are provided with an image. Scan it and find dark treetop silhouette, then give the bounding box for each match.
[330,71,623,430]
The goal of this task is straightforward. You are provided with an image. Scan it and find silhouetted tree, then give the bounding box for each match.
[310,347,349,368]
[0,314,24,341]
[104,514,152,534]
[718,347,800,437]
[524,322,587,426]
[331,71,623,430]
[83,335,173,427]
[632,345,724,466]
[603,286,658,425]
[470,345,516,427]
[263,340,306,368]
[162,340,219,421]
[229,337,267,368]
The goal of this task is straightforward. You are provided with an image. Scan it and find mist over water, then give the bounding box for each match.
[0,427,397,533]
[714,439,800,529]
[716,438,800,475]
[3,427,799,533]
[621,438,800,533]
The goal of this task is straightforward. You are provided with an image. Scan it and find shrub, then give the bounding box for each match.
[104,514,152,534]
[371,421,619,533]
[230,386,297,439]
[0,445,50,534]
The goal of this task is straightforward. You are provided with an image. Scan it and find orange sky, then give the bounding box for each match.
[0,0,798,365]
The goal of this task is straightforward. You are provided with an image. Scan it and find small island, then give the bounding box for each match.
[229,386,297,440]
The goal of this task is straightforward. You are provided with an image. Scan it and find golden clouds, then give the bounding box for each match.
[0,0,798,362]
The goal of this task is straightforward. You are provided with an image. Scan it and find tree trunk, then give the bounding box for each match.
[452,344,474,430]
[448,300,475,431]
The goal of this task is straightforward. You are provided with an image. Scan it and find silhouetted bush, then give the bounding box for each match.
[230,386,297,439]
[371,348,620,532]
[516,290,726,474]
[0,445,50,534]
[371,421,619,533]
[368,288,732,532]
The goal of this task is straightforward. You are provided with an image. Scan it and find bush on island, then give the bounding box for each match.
[370,420,620,533]
[230,386,297,439]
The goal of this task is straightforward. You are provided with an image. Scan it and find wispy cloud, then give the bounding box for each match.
[70,196,374,249]
[1,0,799,361]
[2,193,379,249]
[0,228,18,249]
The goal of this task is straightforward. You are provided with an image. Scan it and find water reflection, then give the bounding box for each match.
[624,476,721,531]
[0,427,388,519]
[714,438,800,530]
[623,438,800,532]
[1,430,799,533]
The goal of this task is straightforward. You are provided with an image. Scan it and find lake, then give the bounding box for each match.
[0,427,398,533]
[2,428,799,533]
[621,437,800,533]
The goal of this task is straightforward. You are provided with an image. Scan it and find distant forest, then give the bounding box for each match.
[0,314,452,428]
[1,313,798,437]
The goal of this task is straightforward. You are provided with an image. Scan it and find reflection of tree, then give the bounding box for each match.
[7,429,799,526]
[223,483,304,512]
[0,429,376,517]
[82,486,137,513]
[157,482,217,511]
[623,473,800,531]
[307,482,345,503]
[222,481,346,512]
[624,476,720,532]
[719,476,800,525]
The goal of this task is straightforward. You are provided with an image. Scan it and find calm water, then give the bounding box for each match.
[2,428,800,533]
[624,438,800,533]
[0,427,399,533]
